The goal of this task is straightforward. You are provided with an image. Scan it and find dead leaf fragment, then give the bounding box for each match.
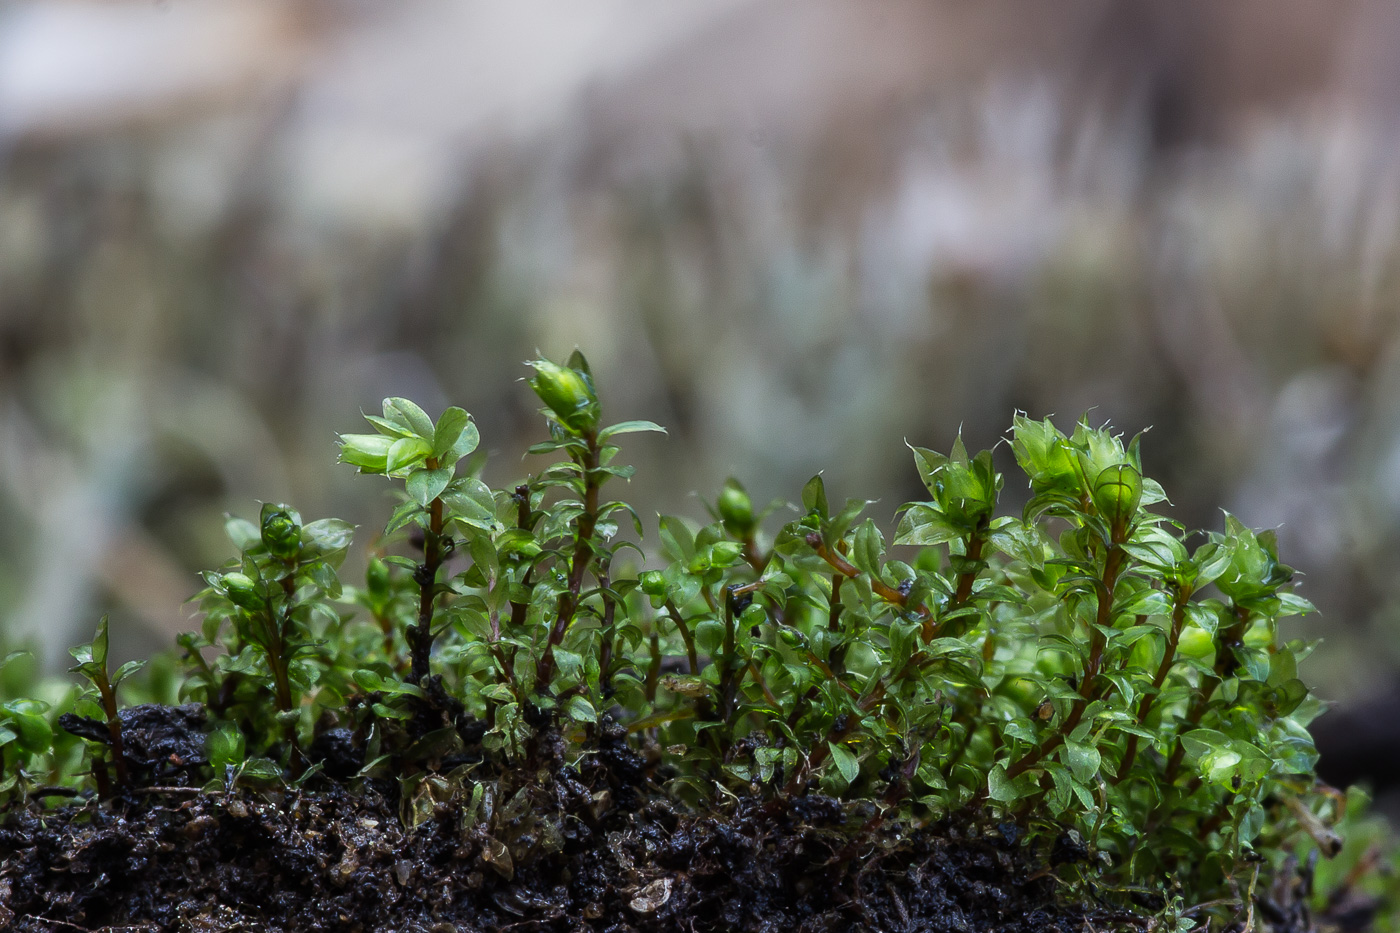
[480,835,514,880]
[630,877,673,913]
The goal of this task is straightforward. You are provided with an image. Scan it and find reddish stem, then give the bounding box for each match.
[536,435,600,688]
[1114,587,1192,784]
[990,542,1126,790]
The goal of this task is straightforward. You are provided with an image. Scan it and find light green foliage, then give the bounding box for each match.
[67,616,144,792]
[186,502,353,770]
[0,650,54,800]
[0,355,1382,921]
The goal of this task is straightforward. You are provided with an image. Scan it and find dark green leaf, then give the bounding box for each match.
[385,500,427,535]
[826,497,872,544]
[111,659,145,687]
[565,695,597,723]
[1063,741,1101,783]
[852,520,884,576]
[801,475,828,517]
[987,764,1023,802]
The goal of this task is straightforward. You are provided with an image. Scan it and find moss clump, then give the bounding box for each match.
[3,352,1392,931]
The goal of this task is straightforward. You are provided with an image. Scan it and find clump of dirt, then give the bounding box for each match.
[58,703,209,783]
[0,774,1121,933]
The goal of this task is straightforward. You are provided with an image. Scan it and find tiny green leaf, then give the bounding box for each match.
[801,475,829,517]
[527,358,600,435]
[717,478,756,537]
[338,433,394,473]
[407,467,453,507]
[1063,741,1101,784]
[598,420,667,441]
[566,695,597,723]
[384,397,435,439]
[432,407,473,459]
[443,477,497,530]
[386,437,433,474]
[1092,463,1143,533]
[111,659,145,688]
[207,723,246,769]
[987,764,1021,802]
[301,518,355,555]
[852,520,884,576]
[658,515,696,562]
[828,741,860,785]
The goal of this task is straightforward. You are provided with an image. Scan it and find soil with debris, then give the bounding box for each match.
[0,701,1370,933]
[0,781,1125,933]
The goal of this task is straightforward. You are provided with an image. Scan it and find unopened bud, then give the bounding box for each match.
[639,570,667,597]
[527,359,599,436]
[261,504,303,560]
[778,627,806,649]
[366,557,391,601]
[710,541,744,567]
[338,434,394,474]
[717,479,755,537]
[221,572,262,610]
[1092,464,1143,535]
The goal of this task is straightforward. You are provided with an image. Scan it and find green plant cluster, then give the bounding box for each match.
[0,352,1370,920]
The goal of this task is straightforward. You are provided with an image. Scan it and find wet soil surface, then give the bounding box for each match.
[0,778,1131,933]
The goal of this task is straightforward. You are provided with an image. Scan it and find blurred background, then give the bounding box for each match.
[2,0,1400,788]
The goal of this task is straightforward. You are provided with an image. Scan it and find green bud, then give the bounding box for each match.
[221,572,262,610]
[738,603,767,630]
[1011,416,1080,494]
[261,504,303,560]
[338,433,394,473]
[1091,464,1142,535]
[710,540,744,567]
[717,479,756,536]
[694,619,725,655]
[366,557,391,601]
[778,627,806,649]
[639,570,667,597]
[1176,625,1215,663]
[688,551,713,575]
[527,358,599,435]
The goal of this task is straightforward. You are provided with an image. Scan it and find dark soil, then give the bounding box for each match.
[0,779,1131,933]
[1,702,1375,933]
